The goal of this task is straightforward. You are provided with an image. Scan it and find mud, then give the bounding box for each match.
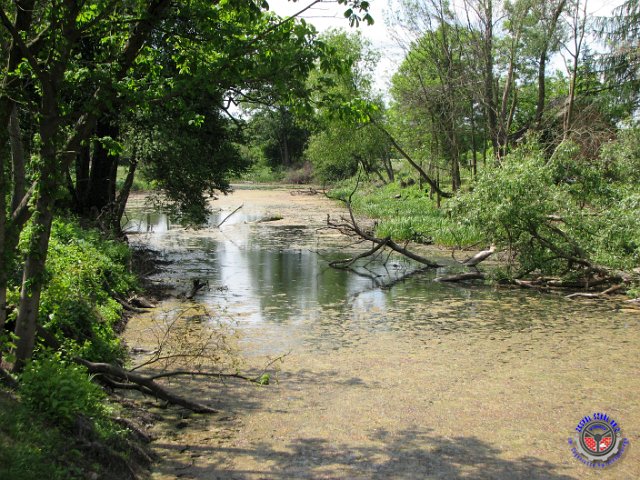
[124,186,639,479]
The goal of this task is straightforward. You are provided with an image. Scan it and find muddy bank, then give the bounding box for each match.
[124,186,639,480]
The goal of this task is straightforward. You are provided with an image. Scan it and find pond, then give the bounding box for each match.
[124,187,639,480]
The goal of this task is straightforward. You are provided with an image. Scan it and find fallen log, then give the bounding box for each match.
[76,358,218,414]
[435,272,486,282]
[461,245,496,267]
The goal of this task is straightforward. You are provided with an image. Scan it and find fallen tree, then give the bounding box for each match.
[326,180,441,270]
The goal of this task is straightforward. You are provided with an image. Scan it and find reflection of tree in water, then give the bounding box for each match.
[249,248,353,321]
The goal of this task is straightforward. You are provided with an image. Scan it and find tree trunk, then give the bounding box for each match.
[382,150,394,183]
[75,143,91,209]
[0,2,36,350]
[9,105,25,213]
[0,137,7,352]
[13,88,58,372]
[480,0,498,155]
[88,119,119,213]
[535,0,566,130]
[112,156,138,232]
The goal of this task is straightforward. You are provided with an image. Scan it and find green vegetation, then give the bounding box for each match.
[1,0,640,476]
[329,178,481,247]
[1,385,139,480]
[116,165,154,192]
[1,390,83,480]
[454,138,640,278]
[1,217,140,478]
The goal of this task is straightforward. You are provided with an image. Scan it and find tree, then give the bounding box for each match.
[0,0,372,370]
[303,30,393,182]
[598,0,640,112]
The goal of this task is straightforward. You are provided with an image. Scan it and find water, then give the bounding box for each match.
[123,189,639,479]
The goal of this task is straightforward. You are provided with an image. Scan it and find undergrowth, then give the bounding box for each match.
[328,179,482,247]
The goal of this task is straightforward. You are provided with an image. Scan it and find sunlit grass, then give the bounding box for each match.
[328,178,482,247]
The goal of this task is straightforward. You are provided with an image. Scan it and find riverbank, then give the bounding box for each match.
[123,186,639,479]
[0,216,154,480]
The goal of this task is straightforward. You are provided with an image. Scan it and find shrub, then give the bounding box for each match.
[37,218,137,362]
[20,355,106,428]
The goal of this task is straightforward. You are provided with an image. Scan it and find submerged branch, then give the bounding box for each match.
[326,201,441,269]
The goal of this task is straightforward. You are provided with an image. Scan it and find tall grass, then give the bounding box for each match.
[328,179,482,247]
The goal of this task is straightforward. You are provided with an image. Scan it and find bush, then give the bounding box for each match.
[453,140,640,278]
[36,218,137,362]
[20,355,106,428]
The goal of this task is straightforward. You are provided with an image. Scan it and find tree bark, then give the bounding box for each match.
[88,119,119,213]
[9,105,26,213]
[13,93,58,372]
[0,1,36,356]
[369,119,452,198]
[75,143,91,209]
[76,358,218,413]
[112,158,138,232]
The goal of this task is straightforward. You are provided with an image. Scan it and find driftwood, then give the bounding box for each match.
[461,245,496,267]
[128,295,155,309]
[326,188,441,269]
[565,284,625,299]
[433,245,497,283]
[186,278,208,299]
[249,215,284,224]
[216,204,243,228]
[290,188,321,196]
[76,358,219,413]
[435,271,486,282]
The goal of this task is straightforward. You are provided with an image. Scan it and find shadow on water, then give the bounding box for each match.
[124,198,639,480]
[151,427,576,480]
[123,207,637,354]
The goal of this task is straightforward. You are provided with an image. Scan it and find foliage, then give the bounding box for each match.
[304,30,391,182]
[453,138,640,277]
[19,354,107,428]
[0,390,82,480]
[36,218,136,362]
[329,177,481,247]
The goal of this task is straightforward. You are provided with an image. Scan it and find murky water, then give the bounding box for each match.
[124,188,639,480]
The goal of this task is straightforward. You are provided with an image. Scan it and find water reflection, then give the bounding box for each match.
[124,204,638,354]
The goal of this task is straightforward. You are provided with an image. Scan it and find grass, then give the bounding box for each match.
[1,382,146,480]
[328,177,483,248]
[0,388,88,480]
[233,164,285,183]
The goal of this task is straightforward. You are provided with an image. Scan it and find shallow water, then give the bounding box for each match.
[124,188,639,479]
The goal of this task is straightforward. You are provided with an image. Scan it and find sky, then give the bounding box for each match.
[267,0,627,95]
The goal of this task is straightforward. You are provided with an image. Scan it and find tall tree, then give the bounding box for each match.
[0,0,372,369]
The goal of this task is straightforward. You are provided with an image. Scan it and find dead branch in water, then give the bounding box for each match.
[326,209,441,269]
[77,307,286,413]
[565,284,625,299]
[434,245,497,283]
[76,358,219,413]
[327,178,441,270]
[435,272,486,282]
[216,204,243,228]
